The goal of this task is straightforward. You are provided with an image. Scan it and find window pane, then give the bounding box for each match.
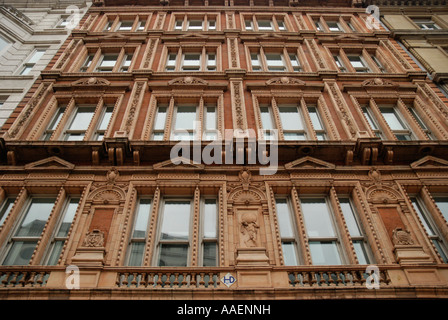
[301,198,335,237]
[308,106,323,130]
[353,241,370,264]
[28,50,45,64]
[174,106,197,130]
[188,20,203,30]
[16,198,55,237]
[282,242,298,266]
[278,106,303,131]
[379,107,406,130]
[276,199,294,238]
[327,22,341,31]
[257,20,273,30]
[203,199,217,239]
[265,53,285,71]
[127,242,145,266]
[132,199,151,238]
[46,240,64,266]
[410,197,436,236]
[182,53,201,70]
[434,197,448,221]
[99,54,118,68]
[205,106,217,130]
[97,107,113,131]
[0,198,15,226]
[154,106,167,130]
[309,241,342,265]
[339,198,361,237]
[158,244,188,266]
[160,201,191,240]
[260,106,274,130]
[3,241,37,266]
[251,53,261,71]
[0,35,9,53]
[203,242,217,267]
[118,21,133,31]
[68,107,95,131]
[56,198,79,238]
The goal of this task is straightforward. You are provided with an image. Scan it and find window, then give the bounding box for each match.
[156,199,192,266]
[258,99,327,141]
[2,197,56,265]
[411,196,448,263]
[165,49,218,72]
[150,98,220,141]
[275,198,299,266]
[44,197,79,265]
[339,197,373,264]
[378,105,413,141]
[44,102,114,141]
[126,198,152,266]
[362,103,415,140]
[173,16,218,31]
[300,198,344,265]
[333,50,387,73]
[243,16,288,32]
[250,49,302,72]
[314,16,355,32]
[79,49,134,73]
[347,55,371,73]
[201,199,218,266]
[20,49,46,75]
[412,18,440,30]
[103,16,149,32]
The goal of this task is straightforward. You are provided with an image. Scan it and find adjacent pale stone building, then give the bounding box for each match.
[366,0,448,93]
[0,0,90,126]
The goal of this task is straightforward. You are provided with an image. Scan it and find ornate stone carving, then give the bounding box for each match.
[240,212,259,247]
[71,77,111,86]
[266,77,305,86]
[83,229,105,247]
[239,169,251,191]
[106,167,119,185]
[168,76,208,86]
[393,228,414,246]
[362,78,397,87]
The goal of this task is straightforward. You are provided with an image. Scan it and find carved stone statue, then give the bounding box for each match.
[240,212,259,247]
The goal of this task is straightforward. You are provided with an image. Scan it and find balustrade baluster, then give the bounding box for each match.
[208,273,214,288]
[190,272,197,288]
[181,273,188,287]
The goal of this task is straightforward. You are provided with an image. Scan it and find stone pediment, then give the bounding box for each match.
[24,156,75,171]
[153,157,205,170]
[410,155,448,169]
[168,76,208,86]
[285,156,335,170]
[266,77,306,86]
[72,77,111,87]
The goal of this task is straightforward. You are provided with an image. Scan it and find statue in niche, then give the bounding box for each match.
[240,212,259,247]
